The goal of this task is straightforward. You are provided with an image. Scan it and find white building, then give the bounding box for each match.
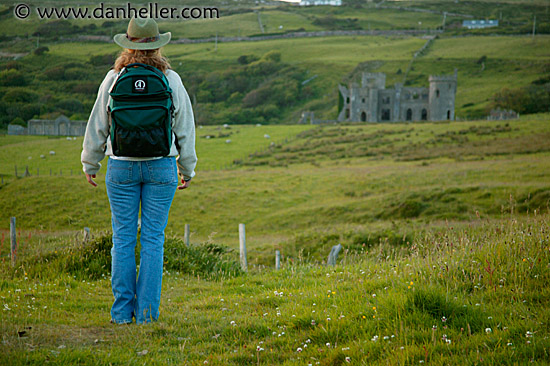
[300,0,342,6]
[462,20,499,29]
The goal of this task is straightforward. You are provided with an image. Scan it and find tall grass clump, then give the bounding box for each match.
[163,237,243,280]
[4,234,242,281]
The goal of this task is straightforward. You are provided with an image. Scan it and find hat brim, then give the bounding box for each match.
[113,32,171,50]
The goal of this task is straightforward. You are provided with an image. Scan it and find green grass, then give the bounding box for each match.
[1,214,549,365]
[1,112,550,364]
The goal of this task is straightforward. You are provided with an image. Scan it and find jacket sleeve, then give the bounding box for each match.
[81,70,115,175]
[171,71,197,181]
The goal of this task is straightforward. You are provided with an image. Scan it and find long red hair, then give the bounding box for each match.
[114,48,171,73]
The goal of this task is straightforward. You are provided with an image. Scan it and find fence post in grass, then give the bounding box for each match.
[239,223,248,272]
[24,166,30,177]
[184,224,190,247]
[327,244,342,266]
[83,227,90,243]
[10,217,17,268]
[275,250,281,270]
[14,165,17,178]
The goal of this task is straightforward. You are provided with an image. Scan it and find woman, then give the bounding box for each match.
[81,17,197,324]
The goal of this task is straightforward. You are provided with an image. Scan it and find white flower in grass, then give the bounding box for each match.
[297,347,303,352]
[345,357,351,363]
[485,328,492,333]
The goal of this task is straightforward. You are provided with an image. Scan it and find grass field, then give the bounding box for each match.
[1,1,550,363]
[1,113,550,364]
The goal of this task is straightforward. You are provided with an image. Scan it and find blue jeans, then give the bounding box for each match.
[106,157,178,324]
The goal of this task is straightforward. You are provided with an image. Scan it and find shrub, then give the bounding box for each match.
[0,69,27,86]
[89,53,117,67]
[33,46,49,56]
[10,117,26,127]
[2,89,38,103]
[56,98,84,113]
[44,66,66,81]
[164,237,243,279]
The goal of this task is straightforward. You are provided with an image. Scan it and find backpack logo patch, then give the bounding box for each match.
[132,77,148,93]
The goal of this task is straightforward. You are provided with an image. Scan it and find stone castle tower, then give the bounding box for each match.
[428,71,457,121]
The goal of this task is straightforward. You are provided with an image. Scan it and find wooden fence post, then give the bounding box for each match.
[10,217,17,267]
[239,223,247,272]
[24,166,30,177]
[275,250,281,270]
[14,165,17,178]
[184,224,190,247]
[327,244,342,266]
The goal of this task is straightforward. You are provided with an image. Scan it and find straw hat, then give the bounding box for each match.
[113,18,171,50]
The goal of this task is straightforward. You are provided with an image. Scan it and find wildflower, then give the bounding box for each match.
[383,336,389,340]
[485,328,492,333]
[362,315,366,319]
[526,331,534,338]
[230,321,236,326]
[306,339,311,344]
[507,342,513,346]
[371,335,379,342]
[326,342,330,347]
[372,306,376,310]
[441,316,447,323]
[345,357,351,363]
[297,347,302,352]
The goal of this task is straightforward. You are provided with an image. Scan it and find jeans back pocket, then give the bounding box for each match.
[107,159,133,184]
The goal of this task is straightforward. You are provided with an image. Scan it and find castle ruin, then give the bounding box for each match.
[338,71,457,123]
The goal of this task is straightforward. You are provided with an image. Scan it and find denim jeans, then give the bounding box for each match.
[106,157,178,324]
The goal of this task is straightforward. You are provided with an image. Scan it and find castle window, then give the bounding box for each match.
[382,96,391,104]
[405,92,410,100]
[413,92,419,100]
[436,89,440,98]
[346,97,350,104]
[361,111,367,122]
[447,110,451,120]
[422,92,428,100]
[381,109,390,121]
[362,98,366,103]
[406,108,412,121]
[421,109,428,120]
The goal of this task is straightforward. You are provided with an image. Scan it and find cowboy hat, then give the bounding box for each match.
[113,17,171,50]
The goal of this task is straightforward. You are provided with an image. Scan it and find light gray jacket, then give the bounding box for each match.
[81,68,197,181]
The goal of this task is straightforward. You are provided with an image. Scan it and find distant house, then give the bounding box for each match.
[462,20,499,29]
[299,0,342,6]
[7,115,87,136]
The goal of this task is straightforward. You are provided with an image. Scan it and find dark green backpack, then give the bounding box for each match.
[108,63,174,157]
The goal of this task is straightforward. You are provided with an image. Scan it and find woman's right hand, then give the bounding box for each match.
[86,173,97,187]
